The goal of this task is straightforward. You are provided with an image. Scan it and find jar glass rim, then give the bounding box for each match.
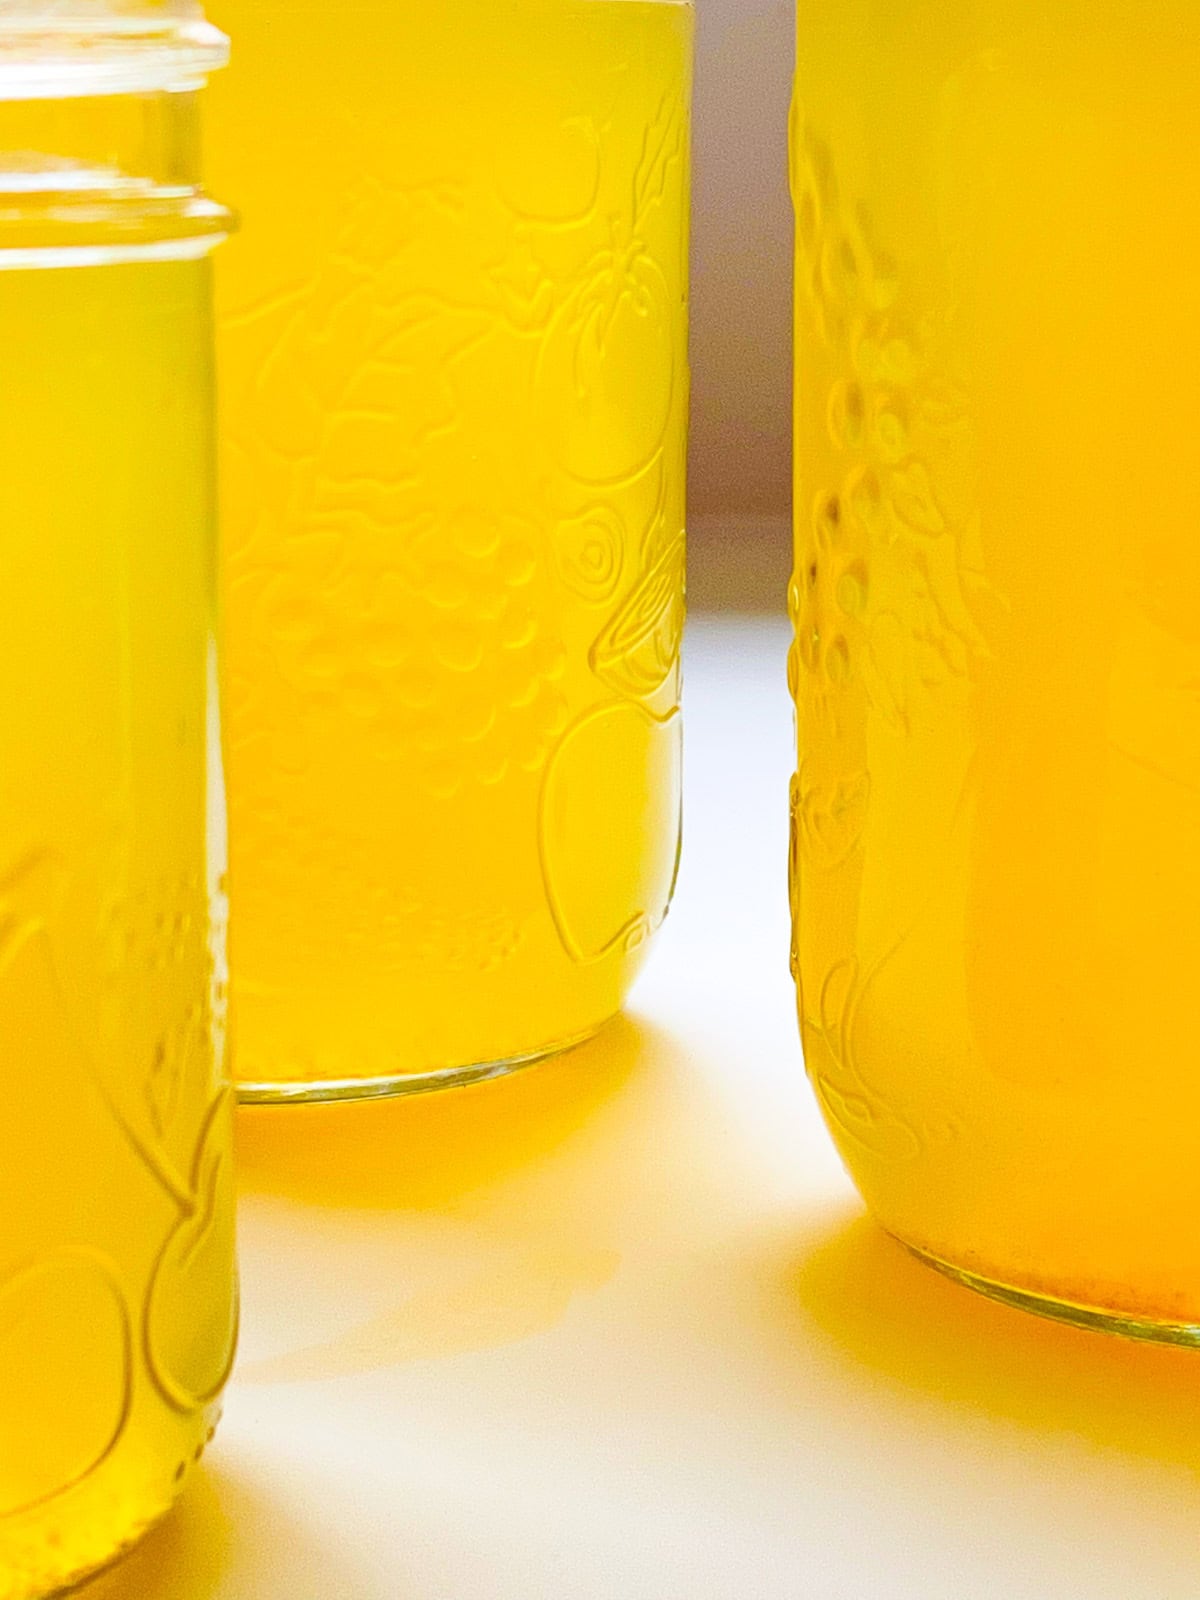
[0,6,227,98]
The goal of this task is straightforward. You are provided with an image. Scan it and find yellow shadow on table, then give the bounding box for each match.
[81,1465,383,1600]
[231,1011,734,1384]
[794,1210,1200,1472]
[235,1013,649,1212]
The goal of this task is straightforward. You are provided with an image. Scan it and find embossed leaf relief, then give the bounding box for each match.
[798,954,923,1163]
[589,508,684,702]
[539,702,681,964]
[790,762,871,876]
[0,850,66,968]
[791,115,997,737]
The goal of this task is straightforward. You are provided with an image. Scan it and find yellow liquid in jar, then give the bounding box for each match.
[208,0,692,1094]
[0,256,236,1596]
[793,2,1200,1333]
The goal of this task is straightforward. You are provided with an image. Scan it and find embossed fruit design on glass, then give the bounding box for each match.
[792,1,1200,1342]
[0,7,237,1593]
[208,0,692,1101]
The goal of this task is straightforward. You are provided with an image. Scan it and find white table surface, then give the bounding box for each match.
[87,617,1200,1600]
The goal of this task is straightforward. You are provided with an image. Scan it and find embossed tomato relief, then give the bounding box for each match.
[145,1097,238,1414]
[539,702,681,962]
[0,1253,131,1518]
[536,258,675,485]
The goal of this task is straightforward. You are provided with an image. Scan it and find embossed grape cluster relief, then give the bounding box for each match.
[789,110,994,1160]
[224,77,687,973]
[789,113,990,753]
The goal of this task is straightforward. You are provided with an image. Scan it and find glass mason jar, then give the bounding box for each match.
[0,6,237,1592]
[207,0,693,1103]
[792,1,1200,1342]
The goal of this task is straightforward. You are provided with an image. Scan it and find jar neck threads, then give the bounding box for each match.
[0,8,229,258]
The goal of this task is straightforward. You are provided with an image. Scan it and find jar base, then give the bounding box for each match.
[6,1403,221,1600]
[46,1506,172,1599]
[234,1016,615,1106]
[899,1236,1200,1349]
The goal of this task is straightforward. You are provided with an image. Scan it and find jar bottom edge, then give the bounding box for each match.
[897,1236,1200,1350]
[234,1015,618,1107]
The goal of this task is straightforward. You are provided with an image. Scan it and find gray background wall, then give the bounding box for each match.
[688,0,793,606]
